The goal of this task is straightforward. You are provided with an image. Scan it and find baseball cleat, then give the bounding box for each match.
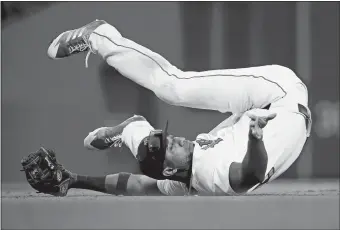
[247,113,276,140]
[84,115,147,151]
[47,19,107,67]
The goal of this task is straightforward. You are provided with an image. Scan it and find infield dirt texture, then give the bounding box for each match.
[2,179,339,229]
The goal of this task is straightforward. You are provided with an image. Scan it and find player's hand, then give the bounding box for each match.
[248,113,277,139]
[248,113,276,128]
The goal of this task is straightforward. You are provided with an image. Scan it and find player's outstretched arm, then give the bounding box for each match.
[229,113,276,194]
[20,147,170,197]
[70,173,165,196]
[106,173,164,196]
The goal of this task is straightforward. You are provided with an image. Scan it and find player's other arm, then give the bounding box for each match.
[229,131,267,193]
[105,174,188,196]
[104,173,164,196]
[229,113,276,194]
[70,173,188,196]
[69,172,164,196]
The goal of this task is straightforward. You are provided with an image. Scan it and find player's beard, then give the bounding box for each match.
[172,152,193,181]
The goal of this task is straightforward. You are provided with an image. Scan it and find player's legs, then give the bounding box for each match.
[266,112,307,181]
[47,20,286,114]
[88,23,288,113]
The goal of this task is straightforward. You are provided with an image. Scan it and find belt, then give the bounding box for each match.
[264,103,312,137]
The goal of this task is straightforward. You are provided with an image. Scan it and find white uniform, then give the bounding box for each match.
[190,106,309,196]
[88,23,312,195]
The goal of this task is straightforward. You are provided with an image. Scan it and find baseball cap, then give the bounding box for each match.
[136,121,169,179]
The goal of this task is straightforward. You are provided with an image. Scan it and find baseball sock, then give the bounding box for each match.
[69,174,107,193]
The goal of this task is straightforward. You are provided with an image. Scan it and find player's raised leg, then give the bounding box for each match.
[47,20,289,114]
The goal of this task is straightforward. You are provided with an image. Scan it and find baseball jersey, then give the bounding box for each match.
[122,112,278,196]
[157,113,255,196]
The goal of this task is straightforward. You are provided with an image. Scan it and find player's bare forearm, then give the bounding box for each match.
[104,173,164,196]
[229,112,275,193]
[229,131,268,193]
[242,131,268,182]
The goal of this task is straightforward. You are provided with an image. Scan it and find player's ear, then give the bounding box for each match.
[162,167,177,177]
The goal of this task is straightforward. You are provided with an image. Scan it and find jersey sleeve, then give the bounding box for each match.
[208,113,244,136]
[156,179,189,196]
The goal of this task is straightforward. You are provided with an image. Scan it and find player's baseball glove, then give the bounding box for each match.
[20,147,71,196]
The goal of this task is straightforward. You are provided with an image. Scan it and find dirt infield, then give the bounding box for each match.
[2,179,339,229]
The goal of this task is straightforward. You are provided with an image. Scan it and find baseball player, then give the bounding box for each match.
[20,19,312,197]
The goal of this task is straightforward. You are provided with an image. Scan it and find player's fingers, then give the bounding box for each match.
[253,117,260,129]
[258,113,277,126]
[258,118,267,128]
[249,120,255,128]
[249,117,260,129]
[266,113,277,120]
[247,113,258,121]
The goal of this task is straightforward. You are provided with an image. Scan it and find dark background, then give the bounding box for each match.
[1,2,339,183]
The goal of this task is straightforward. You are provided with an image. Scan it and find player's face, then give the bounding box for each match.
[163,135,194,169]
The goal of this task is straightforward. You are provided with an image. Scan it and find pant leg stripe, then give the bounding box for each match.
[92,32,287,97]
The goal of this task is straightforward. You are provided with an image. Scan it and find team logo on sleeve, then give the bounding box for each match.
[196,138,223,150]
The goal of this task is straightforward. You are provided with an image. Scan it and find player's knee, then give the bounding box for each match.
[272,64,291,71]
[273,64,299,79]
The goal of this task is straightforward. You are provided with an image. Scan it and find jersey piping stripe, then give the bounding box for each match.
[92,32,287,97]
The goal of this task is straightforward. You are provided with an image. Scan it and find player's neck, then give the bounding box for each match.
[170,149,194,184]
